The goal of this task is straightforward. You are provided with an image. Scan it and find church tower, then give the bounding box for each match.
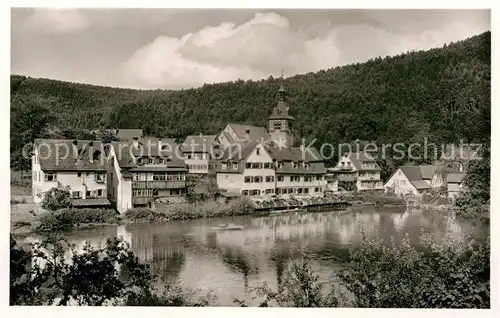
[268,78,295,147]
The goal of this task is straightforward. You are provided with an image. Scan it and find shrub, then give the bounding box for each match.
[34,208,118,233]
[339,229,490,308]
[41,187,72,211]
[124,282,216,306]
[124,208,169,223]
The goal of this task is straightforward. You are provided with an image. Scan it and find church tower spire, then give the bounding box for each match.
[268,71,295,147]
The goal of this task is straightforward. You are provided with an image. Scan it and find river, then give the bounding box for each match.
[20,206,488,306]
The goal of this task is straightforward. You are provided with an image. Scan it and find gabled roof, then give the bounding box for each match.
[182,134,221,154]
[346,151,381,171]
[447,173,466,184]
[219,140,259,162]
[419,165,438,179]
[34,139,108,172]
[110,140,186,171]
[115,129,143,140]
[397,166,431,190]
[265,145,323,162]
[228,123,269,142]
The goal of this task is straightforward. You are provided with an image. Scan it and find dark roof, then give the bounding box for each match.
[347,151,381,171]
[411,181,431,190]
[447,173,466,183]
[34,139,108,172]
[419,165,438,179]
[265,145,323,162]
[110,140,186,171]
[115,129,143,140]
[219,140,259,162]
[182,134,221,154]
[228,123,269,142]
[71,198,111,207]
[399,166,424,182]
[397,166,431,190]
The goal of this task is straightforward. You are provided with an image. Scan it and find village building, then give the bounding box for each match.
[106,137,187,213]
[215,141,326,198]
[216,123,269,149]
[215,81,326,198]
[325,168,339,193]
[383,165,445,196]
[329,151,383,192]
[446,173,467,200]
[31,139,111,207]
[114,128,143,141]
[181,134,222,175]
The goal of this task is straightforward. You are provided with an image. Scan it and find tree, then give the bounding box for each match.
[41,187,72,211]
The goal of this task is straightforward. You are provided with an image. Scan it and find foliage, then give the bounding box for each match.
[124,208,170,223]
[40,187,72,211]
[123,282,216,306]
[339,229,490,308]
[34,208,119,233]
[455,146,490,218]
[10,235,152,305]
[11,197,27,205]
[238,253,340,307]
[10,32,490,169]
[10,234,215,306]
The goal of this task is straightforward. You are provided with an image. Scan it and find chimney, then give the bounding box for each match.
[245,129,250,140]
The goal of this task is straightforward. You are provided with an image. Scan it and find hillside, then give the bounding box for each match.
[10,32,490,172]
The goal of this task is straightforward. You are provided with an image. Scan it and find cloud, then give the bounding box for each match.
[122,11,489,89]
[24,9,90,33]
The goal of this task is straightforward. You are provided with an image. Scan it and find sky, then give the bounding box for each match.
[10,8,490,90]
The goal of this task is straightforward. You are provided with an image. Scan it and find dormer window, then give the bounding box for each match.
[221,163,227,170]
[92,150,101,161]
[233,163,238,170]
[148,158,154,164]
[303,162,311,169]
[137,157,143,165]
[277,161,284,169]
[292,162,299,169]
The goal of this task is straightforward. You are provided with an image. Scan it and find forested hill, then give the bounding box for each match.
[11,31,490,152]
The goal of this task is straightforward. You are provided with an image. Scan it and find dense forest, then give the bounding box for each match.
[10,32,490,175]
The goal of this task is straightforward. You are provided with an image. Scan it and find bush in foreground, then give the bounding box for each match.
[9,234,216,306]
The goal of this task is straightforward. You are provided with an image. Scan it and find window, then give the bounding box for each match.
[95,173,106,183]
[246,162,252,169]
[133,173,138,181]
[97,189,103,197]
[276,188,283,195]
[304,176,311,182]
[265,176,274,182]
[153,173,166,181]
[153,189,159,196]
[292,162,299,169]
[159,158,165,164]
[86,190,92,198]
[222,163,227,170]
[72,191,81,199]
[139,173,146,181]
[274,121,282,130]
[265,189,274,194]
[78,172,82,177]
[304,188,309,194]
[250,190,259,196]
[233,163,238,170]
[347,162,351,167]
[148,158,153,164]
[244,176,252,183]
[243,190,249,196]
[251,162,262,169]
[264,163,272,169]
[277,161,284,168]
[277,176,284,182]
[45,172,57,182]
[187,154,192,159]
[254,176,263,183]
[297,188,303,194]
[288,188,294,194]
[316,175,322,181]
[291,176,300,182]
[256,147,261,155]
[303,163,311,169]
